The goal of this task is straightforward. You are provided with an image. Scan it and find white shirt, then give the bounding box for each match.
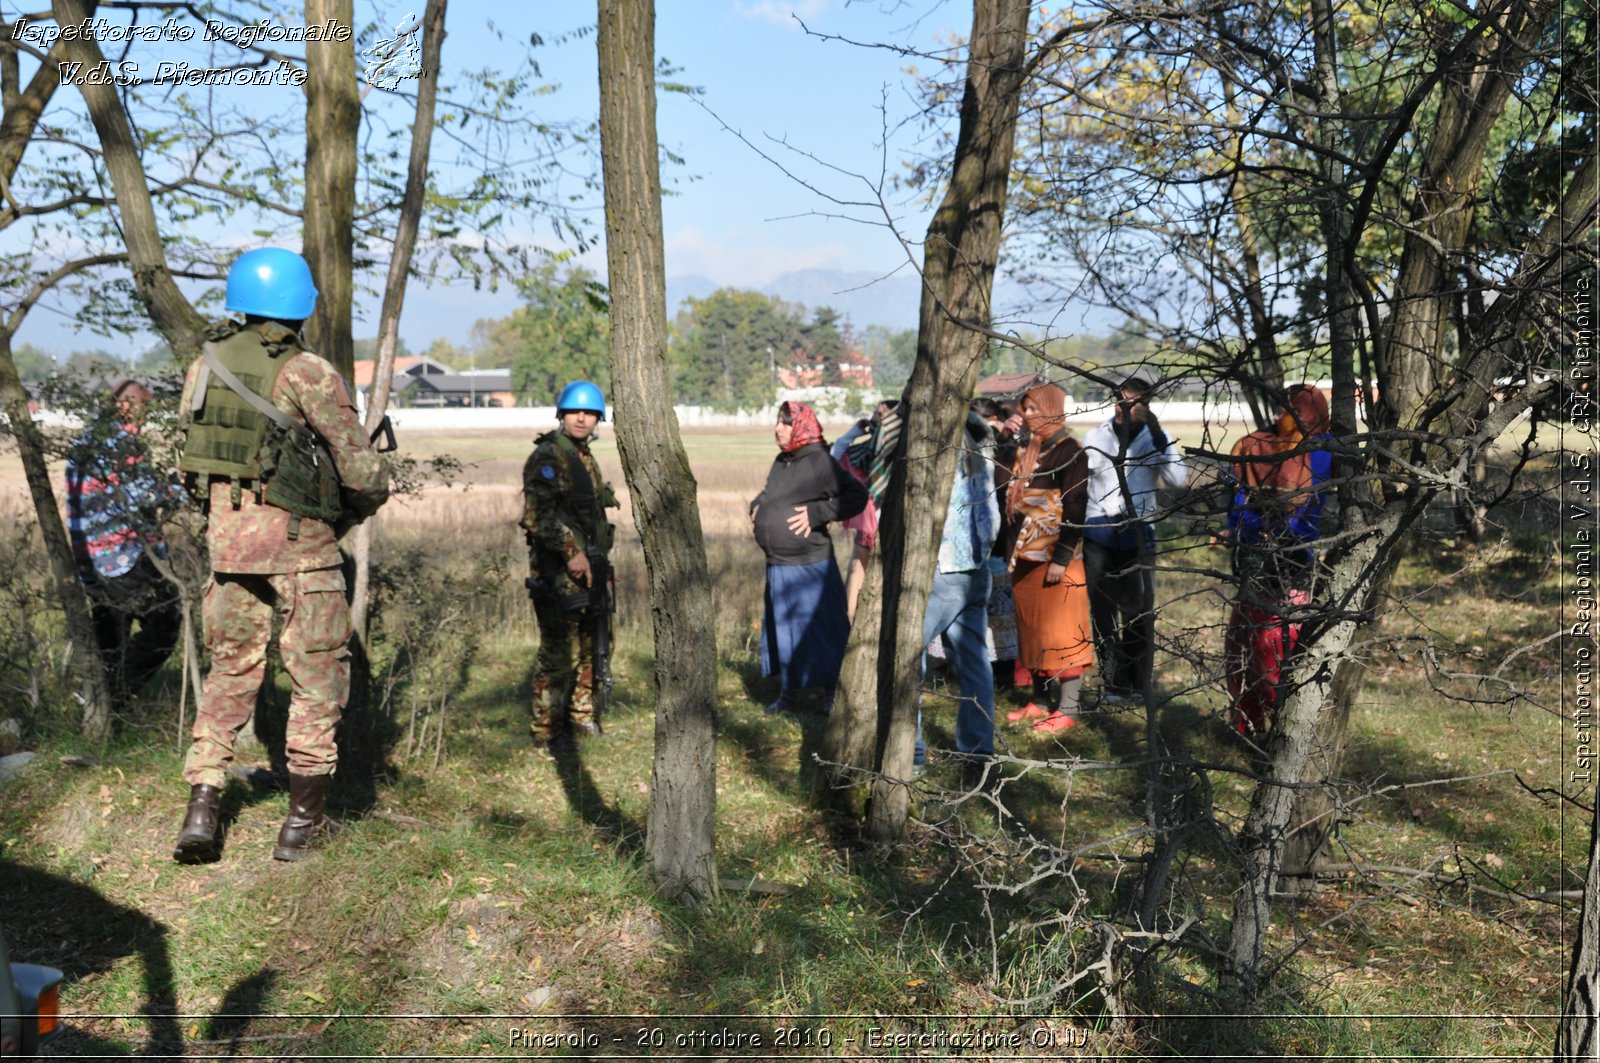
[1082,416,1189,521]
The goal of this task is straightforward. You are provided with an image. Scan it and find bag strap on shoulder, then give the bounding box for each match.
[200,343,300,434]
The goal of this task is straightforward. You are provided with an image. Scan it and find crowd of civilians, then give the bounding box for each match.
[52,368,1330,790]
[752,374,1336,779]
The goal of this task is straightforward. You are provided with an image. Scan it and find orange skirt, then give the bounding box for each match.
[1011,558,1094,675]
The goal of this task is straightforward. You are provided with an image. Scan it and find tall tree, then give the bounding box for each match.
[815,0,1033,839]
[493,262,612,403]
[804,306,845,384]
[597,0,719,900]
[668,288,801,409]
[303,0,360,379]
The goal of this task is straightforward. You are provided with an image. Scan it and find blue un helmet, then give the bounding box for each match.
[556,380,606,421]
[224,248,319,321]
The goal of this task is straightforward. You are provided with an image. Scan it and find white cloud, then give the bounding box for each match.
[732,0,830,29]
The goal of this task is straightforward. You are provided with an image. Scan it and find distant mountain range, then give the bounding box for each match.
[666,268,923,331]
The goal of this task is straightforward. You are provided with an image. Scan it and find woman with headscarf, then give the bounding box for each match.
[1001,382,1095,734]
[751,401,869,714]
[1220,385,1334,735]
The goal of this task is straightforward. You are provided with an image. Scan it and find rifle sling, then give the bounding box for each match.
[557,442,601,550]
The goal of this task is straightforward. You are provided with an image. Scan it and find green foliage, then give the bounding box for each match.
[10,344,57,382]
[63,350,124,377]
[997,0,1580,404]
[1,5,600,358]
[667,290,881,410]
[353,336,413,364]
[479,262,610,403]
[858,324,918,393]
[802,306,845,384]
[421,337,473,370]
[669,289,801,410]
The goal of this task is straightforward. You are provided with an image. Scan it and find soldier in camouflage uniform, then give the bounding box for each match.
[522,380,617,751]
[172,248,389,864]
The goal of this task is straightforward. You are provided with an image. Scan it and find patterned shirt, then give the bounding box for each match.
[64,420,168,581]
[521,430,616,563]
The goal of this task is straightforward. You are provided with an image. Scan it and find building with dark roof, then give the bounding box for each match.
[398,370,516,408]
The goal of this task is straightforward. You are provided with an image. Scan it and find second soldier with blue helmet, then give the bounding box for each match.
[521,381,618,752]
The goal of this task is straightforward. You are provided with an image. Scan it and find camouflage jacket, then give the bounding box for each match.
[178,323,389,574]
[520,429,617,568]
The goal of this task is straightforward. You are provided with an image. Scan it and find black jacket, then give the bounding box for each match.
[751,442,869,566]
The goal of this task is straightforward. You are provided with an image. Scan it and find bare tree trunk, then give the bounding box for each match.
[0,333,113,737]
[1557,782,1599,1061]
[303,0,359,379]
[52,0,206,356]
[1278,615,1379,885]
[597,0,718,901]
[1377,0,1555,427]
[351,0,447,640]
[1226,514,1395,992]
[812,549,882,814]
[0,30,66,182]
[1230,369,1552,990]
[6,4,115,738]
[1220,77,1283,424]
[862,0,1032,842]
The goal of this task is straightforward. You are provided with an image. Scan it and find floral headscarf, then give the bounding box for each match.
[779,401,824,454]
[1279,384,1330,440]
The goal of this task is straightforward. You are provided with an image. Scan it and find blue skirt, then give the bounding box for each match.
[760,558,850,691]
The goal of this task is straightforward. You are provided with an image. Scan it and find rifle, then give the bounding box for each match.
[586,547,615,733]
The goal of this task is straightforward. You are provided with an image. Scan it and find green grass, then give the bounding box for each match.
[0,426,1582,1060]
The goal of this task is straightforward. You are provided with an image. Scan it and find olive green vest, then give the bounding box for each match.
[180,320,344,531]
[179,322,293,480]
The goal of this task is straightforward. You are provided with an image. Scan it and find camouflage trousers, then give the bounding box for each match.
[531,594,595,742]
[183,568,351,788]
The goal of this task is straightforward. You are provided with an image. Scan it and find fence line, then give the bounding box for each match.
[382,400,1250,432]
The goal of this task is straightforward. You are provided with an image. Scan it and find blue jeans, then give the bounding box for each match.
[915,566,997,764]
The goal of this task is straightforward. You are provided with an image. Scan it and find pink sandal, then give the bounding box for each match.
[1033,712,1079,734]
[1006,702,1049,724]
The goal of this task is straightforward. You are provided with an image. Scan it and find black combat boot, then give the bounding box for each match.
[173,783,223,864]
[272,774,340,862]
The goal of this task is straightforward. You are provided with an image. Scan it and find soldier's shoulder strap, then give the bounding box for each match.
[199,343,299,434]
[549,431,600,539]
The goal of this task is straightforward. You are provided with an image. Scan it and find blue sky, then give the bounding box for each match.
[9,1,1072,358]
[396,0,970,348]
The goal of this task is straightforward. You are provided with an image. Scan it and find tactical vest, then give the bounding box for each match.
[180,321,344,533]
[534,429,616,553]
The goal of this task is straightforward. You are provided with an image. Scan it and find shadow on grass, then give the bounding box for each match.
[0,860,181,1057]
[717,706,829,803]
[549,740,645,855]
[201,966,278,1054]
